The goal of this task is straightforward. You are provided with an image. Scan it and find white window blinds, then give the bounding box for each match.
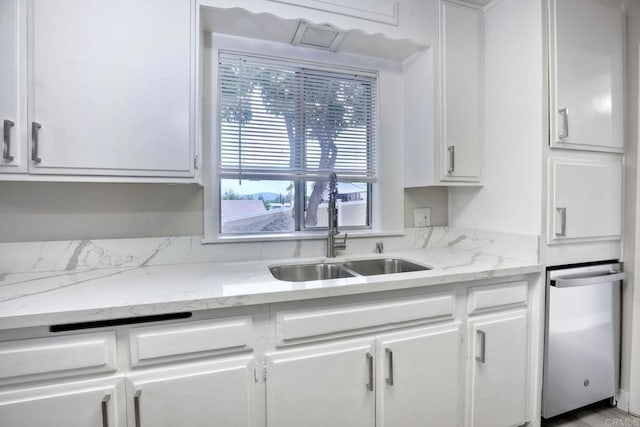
[217,52,377,182]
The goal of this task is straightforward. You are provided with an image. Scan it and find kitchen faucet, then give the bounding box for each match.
[327,172,347,257]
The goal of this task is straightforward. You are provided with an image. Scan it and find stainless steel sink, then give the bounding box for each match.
[343,258,432,276]
[269,263,355,282]
[269,258,432,281]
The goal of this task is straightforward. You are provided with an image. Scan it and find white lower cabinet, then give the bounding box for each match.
[0,378,126,427]
[0,358,257,427]
[467,309,528,427]
[265,323,462,427]
[126,357,257,427]
[0,277,537,427]
[265,338,375,427]
[377,324,461,427]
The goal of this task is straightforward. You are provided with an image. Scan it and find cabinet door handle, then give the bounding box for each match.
[101,394,110,427]
[475,329,486,363]
[3,120,14,161]
[447,145,455,174]
[555,207,567,237]
[366,352,374,392]
[134,390,142,427]
[31,122,42,163]
[558,108,569,138]
[385,348,394,386]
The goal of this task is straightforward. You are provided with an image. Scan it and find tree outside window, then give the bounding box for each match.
[218,53,375,234]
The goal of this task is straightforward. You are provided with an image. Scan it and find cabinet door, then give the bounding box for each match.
[377,324,461,427]
[549,0,624,152]
[266,339,375,427]
[0,378,125,427]
[0,0,26,173]
[548,157,622,244]
[440,0,482,183]
[126,357,256,427]
[468,310,528,427]
[29,0,195,178]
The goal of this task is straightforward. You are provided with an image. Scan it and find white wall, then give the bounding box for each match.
[404,187,448,227]
[448,0,543,236]
[0,179,447,243]
[0,182,203,242]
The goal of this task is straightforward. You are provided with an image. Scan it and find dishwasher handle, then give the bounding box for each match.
[551,271,626,288]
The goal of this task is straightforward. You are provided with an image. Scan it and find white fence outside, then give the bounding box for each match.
[221,199,367,233]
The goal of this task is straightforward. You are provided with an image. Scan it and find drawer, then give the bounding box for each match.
[468,281,528,314]
[0,332,116,385]
[129,317,253,367]
[276,293,455,344]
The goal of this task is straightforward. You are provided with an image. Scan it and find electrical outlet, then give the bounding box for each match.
[413,207,431,228]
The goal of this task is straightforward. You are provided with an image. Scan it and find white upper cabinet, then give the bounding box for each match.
[0,0,26,173]
[28,0,196,179]
[549,0,624,152]
[548,156,622,244]
[439,0,482,182]
[405,0,482,187]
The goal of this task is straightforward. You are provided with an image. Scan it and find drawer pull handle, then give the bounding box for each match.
[31,122,42,163]
[555,207,567,237]
[476,329,486,363]
[3,119,14,161]
[366,352,374,392]
[385,348,394,386]
[447,145,455,174]
[134,390,142,427]
[101,394,110,427]
[558,108,569,138]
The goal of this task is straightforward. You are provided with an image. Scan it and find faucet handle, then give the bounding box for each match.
[334,233,348,251]
[375,241,384,254]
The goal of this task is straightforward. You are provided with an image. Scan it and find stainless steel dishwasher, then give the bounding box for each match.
[542,262,624,419]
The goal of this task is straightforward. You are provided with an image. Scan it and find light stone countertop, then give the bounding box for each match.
[0,244,542,331]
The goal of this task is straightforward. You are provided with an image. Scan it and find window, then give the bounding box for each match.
[217,52,377,235]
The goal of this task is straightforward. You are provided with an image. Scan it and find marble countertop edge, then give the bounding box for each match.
[0,250,542,331]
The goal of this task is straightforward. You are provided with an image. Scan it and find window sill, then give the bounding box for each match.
[200,230,404,245]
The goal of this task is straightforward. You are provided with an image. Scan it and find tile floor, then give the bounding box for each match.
[542,403,640,427]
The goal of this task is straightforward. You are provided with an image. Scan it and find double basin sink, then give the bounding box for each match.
[270,258,432,282]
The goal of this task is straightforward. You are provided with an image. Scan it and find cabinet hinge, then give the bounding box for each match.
[194,155,199,169]
[263,361,267,382]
